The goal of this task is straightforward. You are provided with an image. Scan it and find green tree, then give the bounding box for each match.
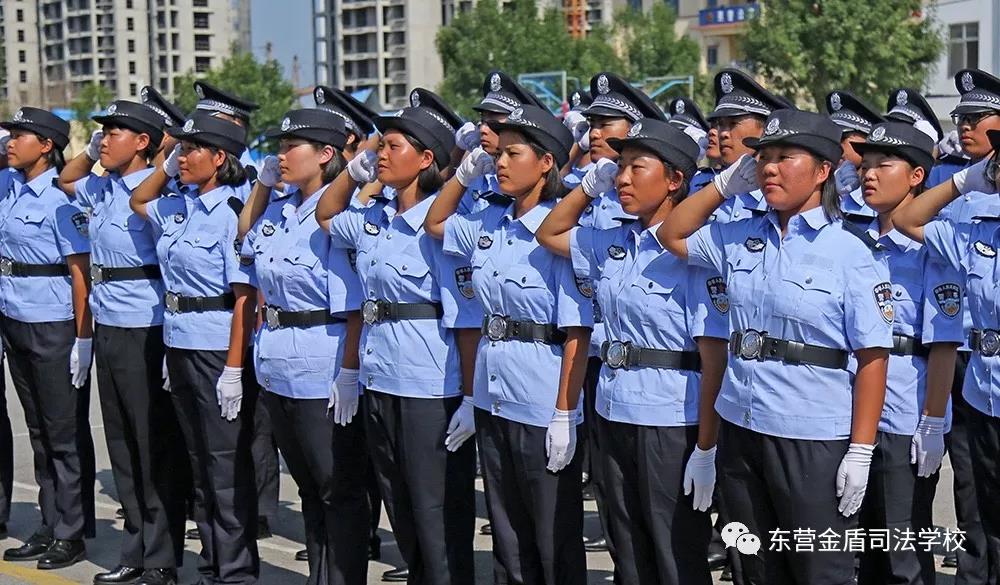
[173,48,296,144]
[614,4,700,82]
[743,0,944,110]
[70,83,114,139]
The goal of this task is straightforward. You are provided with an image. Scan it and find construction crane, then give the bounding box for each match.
[564,0,586,39]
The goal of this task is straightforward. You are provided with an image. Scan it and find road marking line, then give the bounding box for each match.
[0,561,80,584]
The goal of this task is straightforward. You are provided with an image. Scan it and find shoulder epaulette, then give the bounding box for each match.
[841,219,883,251]
[842,212,875,225]
[749,208,769,217]
[483,191,512,206]
[611,216,639,224]
[971,215,1000,222]
[227,196,244,216]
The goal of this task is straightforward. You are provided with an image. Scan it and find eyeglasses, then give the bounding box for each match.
[951,112,999,128]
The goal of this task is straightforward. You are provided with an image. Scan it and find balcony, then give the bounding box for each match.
[697,3,758,30]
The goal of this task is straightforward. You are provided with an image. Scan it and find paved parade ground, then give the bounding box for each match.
[0,366,964,584]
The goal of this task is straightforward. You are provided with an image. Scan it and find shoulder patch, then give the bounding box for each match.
[974,240,996,258]
[744,237,765,252]
[873,282,894,324]
[934,283,961,319]
[478,235,494,249]
[364,221,380,236]
[842,220,883,251]
[576,276,594,298]
[706,276,730,314]
[71,211,89,237]
[455,266,475,299]
[226,196,244,216]
[607,245,626,260]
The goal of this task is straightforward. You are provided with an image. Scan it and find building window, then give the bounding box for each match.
[195,35,211,51]
[130,82,137,94]
[193,0,208,6]
[170,11,178,27]
[129,61,136,74]
[126,17,134,30]
[195,57,211,73]
[948,22,979,76]
[126,0,133,7]
[18,50,25,63]
[128,39,135,51]
[19,71,27,83]
[17,30,24,42]
[16,9,23,22]
[707,44,719,68]
[193,13,209,29]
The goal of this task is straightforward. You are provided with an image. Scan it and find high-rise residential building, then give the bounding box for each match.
[0,0,250,112]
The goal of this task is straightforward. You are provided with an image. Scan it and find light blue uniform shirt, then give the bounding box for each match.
[0,167,90,323]
[571,220,728,427]
[842,187,876,218]
[328,194,463,398]
[243,185,362,399]
[75,168,164,328]
[711,189,768,224]
[687,207,894,440]
[690,168,716,194]
[146,185,250,350]
[562,162,592,190]
[460,174,502,215]
[443,200,593,427]
[924,205,1000,418]
[871,227,964,435]
[927,159,970,189]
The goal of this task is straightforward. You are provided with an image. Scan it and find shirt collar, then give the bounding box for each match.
[20,167,58,197]
[880,227,917,251]
[765,205,831,235]
[118,167,155,191]
[385,193,435,233]
[196,185,232,212]
[501,199,552,234]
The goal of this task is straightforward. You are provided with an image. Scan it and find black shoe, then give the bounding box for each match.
[115,508,126,520]
[720,565,733,582]
[256,517,272,540]
[583,536,608,552]
[184,527,200,540]
[942,552,958,568]
[368,534,381,561]
[137,568,177,585]
[3,533,53,561]
[382,567,409,582]
[94,566,143,584]
[707,550,727,571]
[480,523,492,536]
[294,549,308,562]
[37,539,86,570]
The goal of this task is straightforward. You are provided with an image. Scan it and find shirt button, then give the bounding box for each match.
[493,271,499,277]
[367,375,373,385]
[366,348,372,354]
[386,234,392,240]
[734,211,741,218]
[507,239,513,245]
[369,290,374,296]
[370,260,376,266]
[805,276,813,284]
[402,265,408,271]
[647,282,653,289]
[744,411,751,424]
[490,374,496,381]
[521,277,526,283]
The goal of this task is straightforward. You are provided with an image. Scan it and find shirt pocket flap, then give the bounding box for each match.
[632,275,677,296]
[503,265,547,289]
[283,253,320,269]
[384,257,431,279]
[726,252,762,274]
[781,269,837,293]
[180,233,220,249]
[16,211,46,225]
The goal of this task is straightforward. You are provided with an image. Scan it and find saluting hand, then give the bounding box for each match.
[563,111,590,152]
[69,337,92,389]
[834,161,860,196]
[163,144,182,177]
[85,130,104,161]
[581,158,618,198]
[455,147,496,188]
[712,154,759,198]
[258,156,282,188]
[910,415,946,477]
[328,367,360,426]
[683,445,717,512]
[215,366,243,421]
[444,396,475,452]
[545,408,577,473]
[454,122,481,152]
[836,443,874,516]
[347,150,378,184]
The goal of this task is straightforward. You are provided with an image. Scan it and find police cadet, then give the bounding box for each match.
[425,104,593,585]
[0,107,97,570]
[0,136,12,544]
[927,70,1000,191]
[659,109,894,584]
[848,122,964,585]
[238,108,370,585]
[192,81,260,188]
[536,117,729,585]
[885,88,942,147]
[130,112,260,585]
[57,100,183,585]
[824,90,884,218]
[667,97,713,192]
[705,69,792,224]
[314,88,477,585]
[894,128,1000,585]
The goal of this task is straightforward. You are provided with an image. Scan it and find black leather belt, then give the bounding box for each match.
[91,264,161,284]
[481,315,566,345]
[730,329,848,369]
[164,291,236,314]
[601,340,701,371]
[892,334,929,358]
[264,305,345,330]
[970,328,1000,357]
[0,256,68,277]
[361,299,443,325]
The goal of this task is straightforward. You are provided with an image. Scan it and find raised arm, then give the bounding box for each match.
[130,144,178,219]
[425,147,495,240]
[895,157,991,243]
[316,150,375,232]
[239,156,279,239]
[58,131,103,196]
[537,159,617,258]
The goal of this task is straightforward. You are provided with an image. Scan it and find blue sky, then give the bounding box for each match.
[251,0,315,89]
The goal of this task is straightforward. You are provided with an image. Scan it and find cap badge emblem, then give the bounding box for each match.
[765,118,780,135]
[871,126,886,141]
[830,93,842,111]
[195,85,205,99]
[140,87,149,101]
[676,100,686,115]
[571,93,581,107]
[627,122,642,137]
[720,73,734,94]
[314,88,325,104]
[509,108,523,122]
[962,71,975,92]
[12,110,23,122]
[597,75,610,95]
[896,91,908,106]
[281,117,291,131]
[490,73,502,92]
[410,90,420,107]
[182,119,195,133]
[106,103,117,115]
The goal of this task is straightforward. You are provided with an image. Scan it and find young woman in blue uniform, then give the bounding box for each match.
[130,112,259,585]
[824,90,883,219]
[848,122,964,585]
[536,118,730,585]
[314,88,476,585]
[424,105,593,585]
[895,129,1000,585]
[0,108,96,570]
[659,109,894,584]
[58,101,184,585]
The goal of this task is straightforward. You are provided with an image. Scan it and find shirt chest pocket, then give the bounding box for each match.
[630,275,684,325]
[382,256,431,297]
[10,211,47,242]
[773,269,841,323]
[501,265,552,317]
[890,280,920,332]
[725,253,763,309]
[965,258,996,322]
[175,233,221,270]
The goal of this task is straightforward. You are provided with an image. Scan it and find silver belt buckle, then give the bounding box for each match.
[362,300,379,325]
[605,340,629,369]
[165,292,180,314]
[486,315,508,341]
[982,330,1000,357]
[739,330,764,360]
[0,258,12,276]
[90,264,104,284]
[265,306,281,329]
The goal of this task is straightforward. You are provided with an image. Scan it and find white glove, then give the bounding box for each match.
[683,445,717,512]
[69,337,92,389]
[258,155,281,188]
[163,144,181,177]
[215,366,243,421]
[581,158,618,198]
[545,408,577,473]
[445,396,476,452]
[834,161,861,197]
[454,121,480,152]
[563,111,590,152]
[938,130,963,159]
[910,415,946,478]
[455,147,496,188]
[85,130,104,161]
[836,442,875,517]
[952,156,994,195]
[713,154,759,198]
[682,125,708,161]
[328,367,360,426]
[347,150,378,183]
[162,356,171,393]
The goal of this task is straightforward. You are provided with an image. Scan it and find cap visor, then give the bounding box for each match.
[706,107,753,121]
[952,104,999,116]
[472,103,511,115]
[92,115,160,138]
[743,134,841,162]
[581,105,628,119]
[374,116,446,161]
